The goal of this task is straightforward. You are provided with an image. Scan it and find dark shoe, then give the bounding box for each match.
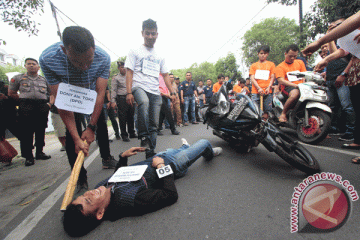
[76,178,88,195]
[109,139,113,143]
[351,156,360,164]
[192,121,199,124]
[102,156,118,169]
[140,136,151,150]
[342,143,360,149]
[157,131,163,136]
[122,136,130,142]
[145,150,156,159]
[338,133,354,141]
[165,125,170,129]
[25,158,35,166]
[129,133,138,138]
[116,135,121,140]
[171,129,180,135]
[35,152,51,160]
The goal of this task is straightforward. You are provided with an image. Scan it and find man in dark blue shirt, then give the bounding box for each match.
[180,72,199,125]
[203,79,213,105]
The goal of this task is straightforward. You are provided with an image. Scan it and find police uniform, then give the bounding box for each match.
[9,73,51,165]
[203,85,213,104]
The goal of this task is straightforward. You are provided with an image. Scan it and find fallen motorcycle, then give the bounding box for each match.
[201,78,320,174]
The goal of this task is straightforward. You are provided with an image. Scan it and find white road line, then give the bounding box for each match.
[4,148,100,240]
[301,143,359,157]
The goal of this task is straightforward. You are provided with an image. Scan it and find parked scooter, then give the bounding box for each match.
[201,76,320,174]
[271,71,331,144]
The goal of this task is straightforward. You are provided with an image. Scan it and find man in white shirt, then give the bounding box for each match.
[125,19,175,158]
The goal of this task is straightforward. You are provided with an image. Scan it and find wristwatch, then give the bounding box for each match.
[340,72,348,77]
[87,123,97,132]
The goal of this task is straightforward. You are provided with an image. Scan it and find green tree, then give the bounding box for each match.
[0,64,26,84]
[0,0,44,45]
[215,53,240,79]
[303,0,360,39]
[241,17,300,66]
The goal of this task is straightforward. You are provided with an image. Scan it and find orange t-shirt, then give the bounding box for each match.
[249,61,276,94]
[212,82,223,93]
[274,60,306,90]
[233,85,249,94]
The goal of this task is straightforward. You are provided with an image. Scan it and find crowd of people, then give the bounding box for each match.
[1,11,360,236]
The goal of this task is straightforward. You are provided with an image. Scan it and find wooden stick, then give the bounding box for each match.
[260,95,264,111]
[60,141,86,212]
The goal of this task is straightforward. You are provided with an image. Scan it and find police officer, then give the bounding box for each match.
[180,72,199,125]
[8,58,51,166]
[203,78,213,105]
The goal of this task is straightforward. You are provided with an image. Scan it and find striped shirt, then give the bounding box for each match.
[39,42,110,90]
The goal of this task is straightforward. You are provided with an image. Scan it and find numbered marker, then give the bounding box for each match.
[156,165,173,178]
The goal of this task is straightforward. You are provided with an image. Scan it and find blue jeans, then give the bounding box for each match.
[132,87,162,150]
[251,93,273,113]
[184,96,196,123]
[326,81,355,134]
[133,139,214,183]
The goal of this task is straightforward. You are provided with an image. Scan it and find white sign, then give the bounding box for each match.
[55,83,97,114]
[156,165,173,178]
[287,71,301,82]
[254,70,270,80]
[142,59,160,77]
[108,165,148,183]
[338,29,360,59]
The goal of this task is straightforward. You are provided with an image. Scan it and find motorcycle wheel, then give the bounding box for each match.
[296,109,331,144]
[273,131,320,174]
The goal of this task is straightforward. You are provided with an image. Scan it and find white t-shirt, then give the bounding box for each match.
[125,45,168,95]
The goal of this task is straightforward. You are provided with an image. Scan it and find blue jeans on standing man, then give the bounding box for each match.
[132,87,162,151]
[251,93,273,113]
[183,95,196,123]
[326,81,355,135]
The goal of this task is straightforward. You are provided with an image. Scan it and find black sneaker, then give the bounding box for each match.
[116,135,121,140]
[145,149,156,159]
[338,133,354,141]
[122,136,130,142]
[140,137,151,149]
[102,156,119,169]
[129,133,138,138]
[25,158,35,166]
[171,129,180,135]
[35,152,51,160]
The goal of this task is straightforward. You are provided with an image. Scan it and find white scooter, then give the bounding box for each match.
[271,71,332,144]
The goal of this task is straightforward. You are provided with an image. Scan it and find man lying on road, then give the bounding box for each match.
[62,138,222,236]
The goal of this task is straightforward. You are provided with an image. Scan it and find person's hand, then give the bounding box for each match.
[126,93,134,106]
[106,102,111,109]
[181,98,184,104]
[354,32,360,44]
[74,138,89,156]
[335,75,346,88]
[121,147,146,158]
[81,128,95,147]
[265,86,271,95]
[320,72,326,79]
[0,93,8,100]
[196,98,200,104]
[302,40,322,57]
[314,59,329,72]
[170,95,176,103]
[152,156,165,169]
[272,85,280,94]
[257,88,264,96]
[111,102,117,109]
[203,99,206,104]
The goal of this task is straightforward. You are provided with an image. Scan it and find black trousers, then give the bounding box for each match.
[116,95,135,138]
[0,99,20,140]
[349,84,360,144]
[18,99,49,159]
[65,110,110,182]
[159,96,176,131]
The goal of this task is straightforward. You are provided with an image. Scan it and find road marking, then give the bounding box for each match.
[301,143,359,157]
[4,148,101,240]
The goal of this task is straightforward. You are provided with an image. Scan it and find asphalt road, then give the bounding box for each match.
[1,124,360,240]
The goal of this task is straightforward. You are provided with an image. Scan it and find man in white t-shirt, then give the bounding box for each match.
[125,19,175,158]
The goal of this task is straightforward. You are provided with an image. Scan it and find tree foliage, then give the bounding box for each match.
[241,17,300,67]
[0,64,26,84]
[266,0,297,5]
[303,0,360,39]
[171,53,241,85]
[0,0,44,44]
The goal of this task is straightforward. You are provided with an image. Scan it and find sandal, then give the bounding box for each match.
[351,156,360,164]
